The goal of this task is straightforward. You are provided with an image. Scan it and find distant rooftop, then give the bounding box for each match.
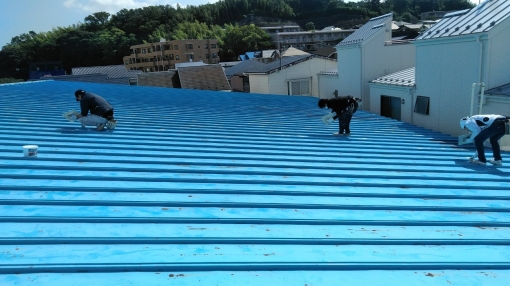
[416,0,510,40]
[371,67,416,87]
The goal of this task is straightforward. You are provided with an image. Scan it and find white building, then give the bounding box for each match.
[244,54,337,97]
[334,13,416,111]
[368,0,510,147]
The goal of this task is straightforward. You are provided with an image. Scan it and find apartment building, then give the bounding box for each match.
[123,39,220,72]
[263,26,355,52]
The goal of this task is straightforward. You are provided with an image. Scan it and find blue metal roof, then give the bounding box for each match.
[416,0,510,40]
[1,80,510,284]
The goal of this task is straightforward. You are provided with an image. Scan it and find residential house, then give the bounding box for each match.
[123,39,220,72]
[225,52,337,96]
[334,13,416,111]
[368,1,510,148]
[414,1,510,142]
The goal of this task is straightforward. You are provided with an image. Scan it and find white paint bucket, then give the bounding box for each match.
[23,145,38,157]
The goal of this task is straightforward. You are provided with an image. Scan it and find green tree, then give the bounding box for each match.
[305,22,315,31]
[222,24,275,60]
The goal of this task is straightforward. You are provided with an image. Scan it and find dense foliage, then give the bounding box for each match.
[0,0,475,80]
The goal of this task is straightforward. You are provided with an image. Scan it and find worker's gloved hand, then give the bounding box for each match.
[63,110,78,122]
[107,120,117,130]
[321,113,334,125]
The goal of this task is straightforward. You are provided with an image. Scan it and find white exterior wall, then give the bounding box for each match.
[249,75,270,94]
[486,20,510,90]
[337,47,362,98]
[336,19,415,112]
[414,37,481,136]
[249,58,336,96]
[318,74,339,99]
[368,84,414,122]
[363,37,415,113]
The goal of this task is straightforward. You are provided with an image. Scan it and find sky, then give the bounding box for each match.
[0,0,481,48]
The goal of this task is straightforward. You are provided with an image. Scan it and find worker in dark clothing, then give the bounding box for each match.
[318,95,361,135]
[74,89,117,131]
[460,114,508,166]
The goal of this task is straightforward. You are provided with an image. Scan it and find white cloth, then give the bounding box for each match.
[463,114,506,143]
[78,114,108,126]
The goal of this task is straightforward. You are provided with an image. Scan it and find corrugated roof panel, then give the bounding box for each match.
[417,0,510,40]
[371,67,415,87]
[72,65,141,79]
[0,81,509,284]
[337,13,392,47]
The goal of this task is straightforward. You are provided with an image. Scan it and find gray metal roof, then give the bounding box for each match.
[337,13,393,46]
[245,55,317,74]
[72,65,141,79]
[223,59,266,79]
[486,82,510,96]
[225,55,321,77]
[1,80,510,284]
[416,0,510,40]
[371,67,416,87]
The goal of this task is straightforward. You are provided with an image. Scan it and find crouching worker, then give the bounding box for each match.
[460,114,508,166]
[318,95,361,135]
[74,89,117,131]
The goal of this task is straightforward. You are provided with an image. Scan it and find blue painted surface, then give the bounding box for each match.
[0,81,510,285]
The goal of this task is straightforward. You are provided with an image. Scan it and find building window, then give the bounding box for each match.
[186,54,194,61]
[206,54,209,59]
[175,55,180,60]
[211,44,217,48]
[204,44,208,49]
[211,53,217,58]
[288,79,311,95]
[174,45,179,50]
[142,49,146,54]
[169,54,174,60]
[148,48,152,53]
[414,96,430,115]
[187,44,193,49]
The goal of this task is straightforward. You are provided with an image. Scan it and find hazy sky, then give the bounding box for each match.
[0,0,481,47]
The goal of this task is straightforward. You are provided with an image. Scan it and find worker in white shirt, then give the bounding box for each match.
[460,114,508,166]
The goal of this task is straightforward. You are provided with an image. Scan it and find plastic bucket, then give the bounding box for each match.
[23,145,38,157]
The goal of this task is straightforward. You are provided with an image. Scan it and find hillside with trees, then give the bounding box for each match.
[0,0,475,81]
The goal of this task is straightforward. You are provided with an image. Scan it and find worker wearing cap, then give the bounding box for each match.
[74,89,117,131]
